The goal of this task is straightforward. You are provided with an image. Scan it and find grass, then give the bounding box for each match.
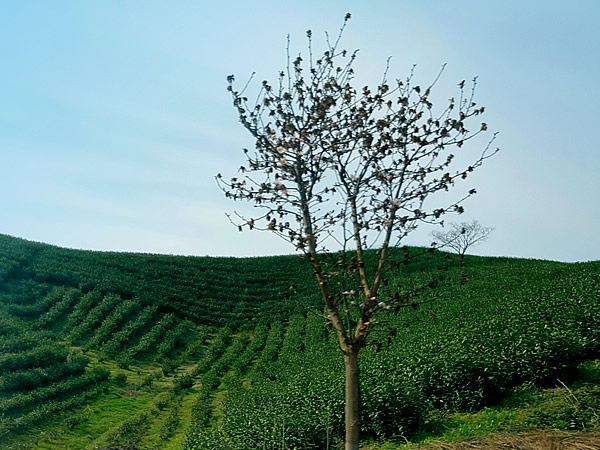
[162,393,201,450]
[34,386,156,449]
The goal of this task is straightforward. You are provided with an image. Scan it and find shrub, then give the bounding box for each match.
[173,374,195,392]
[154,392,171,410]
[113,373,127,387]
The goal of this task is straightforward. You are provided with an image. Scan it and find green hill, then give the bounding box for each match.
[0,233,598,449]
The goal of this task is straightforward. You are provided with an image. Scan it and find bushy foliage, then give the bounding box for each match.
[189,389,213,430]
[127,313,176,357]
[190,327,231,377]
[113,373,128,387]
[210,336,245,374]
[0,355,88,393]
[188,359,346,449]
[173,374,195,392]
[0,385,105,438]
[85,299,139,349]
[157,320,195,358]
[249,322,284,381]
[68,293,123,342]
[159,403,180,440]
[36,288,80,328]
[230,325,268,374]
[0,368,108,415]
[0,344,68,374]
[0,307,104,440]
[153,391,172,410]
[103,413,150,448]
[100,305,158,354]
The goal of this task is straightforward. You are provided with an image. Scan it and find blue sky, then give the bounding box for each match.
[1,1,599,261]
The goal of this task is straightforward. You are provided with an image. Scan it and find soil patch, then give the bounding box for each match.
[422,430,600,449]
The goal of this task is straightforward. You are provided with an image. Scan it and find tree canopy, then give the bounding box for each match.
[220,14,498,449]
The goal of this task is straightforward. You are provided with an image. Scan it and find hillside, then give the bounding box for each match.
[0,233,598,449]
[0,234,323,327]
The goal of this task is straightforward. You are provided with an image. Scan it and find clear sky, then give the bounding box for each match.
[1,1,599,262]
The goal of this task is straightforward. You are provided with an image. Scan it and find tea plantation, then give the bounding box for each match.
[0,233,598,448]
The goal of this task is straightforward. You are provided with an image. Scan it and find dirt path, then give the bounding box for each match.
[420,430,600,449]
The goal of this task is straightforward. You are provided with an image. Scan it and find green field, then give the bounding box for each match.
[0,233,598,449]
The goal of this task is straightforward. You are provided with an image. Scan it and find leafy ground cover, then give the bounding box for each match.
[0,233,598,448]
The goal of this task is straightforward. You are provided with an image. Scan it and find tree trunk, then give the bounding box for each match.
[344,347,360,450]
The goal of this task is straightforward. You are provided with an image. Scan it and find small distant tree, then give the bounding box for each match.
[218,14,498,449]
[431,220,494,261]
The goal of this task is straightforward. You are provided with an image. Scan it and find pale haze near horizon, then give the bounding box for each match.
[1,1,599,262]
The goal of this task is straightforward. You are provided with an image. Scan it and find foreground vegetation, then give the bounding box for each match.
[0,233,598,448]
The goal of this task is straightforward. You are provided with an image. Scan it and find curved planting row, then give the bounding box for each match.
[0,385,106,439]
[248,322,284,381]
[0,317,109,439]
[100,305,159,354]
[84,299,140,350]
[190,327,231,378]
[0,233,322,328]
[184,316,338,450]
[36,288,81,328]
[230,324,268,375]
[125,314,177,359]
[68,293,124,342]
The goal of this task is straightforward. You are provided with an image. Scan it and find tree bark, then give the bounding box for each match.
[344,347,360,450]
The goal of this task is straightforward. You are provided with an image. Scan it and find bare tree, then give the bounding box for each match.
[218,14,498,449]
[431,220,494,261]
